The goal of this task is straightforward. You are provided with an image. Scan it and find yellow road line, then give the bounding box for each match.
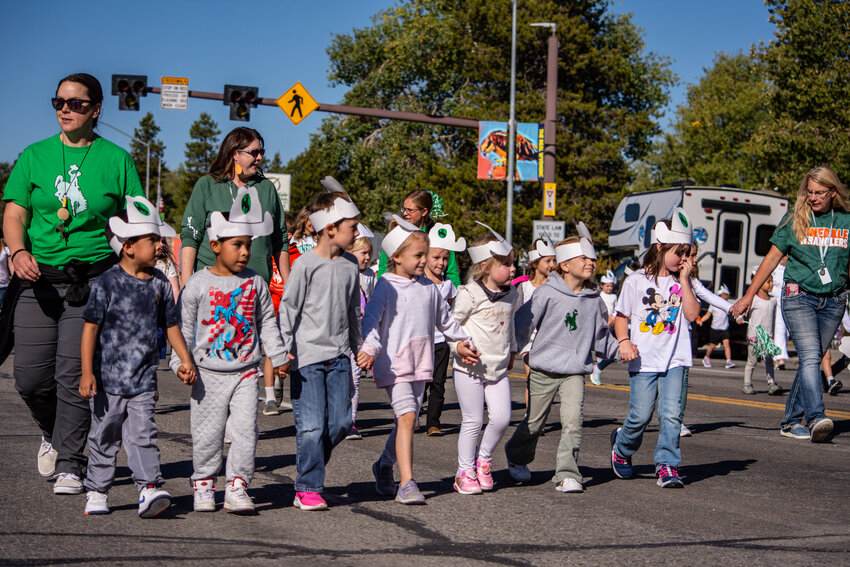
[507,372,850,419]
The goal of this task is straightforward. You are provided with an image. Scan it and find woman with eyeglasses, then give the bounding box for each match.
[2,73,144,493]
[180,127,289,286]
[376,189,461,286]
[732,166,850,443]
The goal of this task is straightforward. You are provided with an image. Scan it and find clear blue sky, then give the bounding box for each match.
[0,0,776,174]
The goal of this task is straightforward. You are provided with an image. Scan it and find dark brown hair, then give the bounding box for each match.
[209,127,265,182]
[310,191,355,235]
[56,73,103,128]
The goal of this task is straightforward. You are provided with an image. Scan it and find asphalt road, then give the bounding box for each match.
[1,352,848,566]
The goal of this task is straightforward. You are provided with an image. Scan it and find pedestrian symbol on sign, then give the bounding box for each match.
[277,82,319,125]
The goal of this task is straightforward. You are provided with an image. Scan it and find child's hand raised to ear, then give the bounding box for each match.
[457,341,480,365]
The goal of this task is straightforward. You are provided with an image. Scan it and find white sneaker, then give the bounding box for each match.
[679,424,693,437]
[84,491,109,515]
[37,437,57,477]
[138,485,171,518]
[53,472,83,495]
[224,477,254,514]
[278,401,293,411]
[507,461,531,483]
[590,365,603,386]
[193,479,216,512]
[555,478,585,493]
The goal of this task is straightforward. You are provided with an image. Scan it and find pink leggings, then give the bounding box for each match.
[453,369,512,471]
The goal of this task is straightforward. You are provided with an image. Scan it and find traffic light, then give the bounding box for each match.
[111,75,147,110]
[224,85,259,121]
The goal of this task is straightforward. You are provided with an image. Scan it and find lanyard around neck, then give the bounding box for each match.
[811,210,835,267]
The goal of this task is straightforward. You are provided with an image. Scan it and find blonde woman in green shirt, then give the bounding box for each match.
[2,73,144,493]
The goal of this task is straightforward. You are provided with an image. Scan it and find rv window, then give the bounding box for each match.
[644,216,656,249]
[755,225,774,256]
[719,266,740,298]
[722,220,744,253]
[625,203,640,223]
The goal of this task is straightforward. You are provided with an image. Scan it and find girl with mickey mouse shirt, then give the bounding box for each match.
[610,209,700,489]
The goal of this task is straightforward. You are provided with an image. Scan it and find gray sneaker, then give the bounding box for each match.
[768,382,783,396]
[53,472,83,495]
[742,384,755,395]
[263,399,280,416]
[278,400,293,411]
[395,479,426,505]
[372,460,396,496]
[810,418,834,443]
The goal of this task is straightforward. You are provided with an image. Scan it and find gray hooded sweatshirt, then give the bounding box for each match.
[514,273,618,376]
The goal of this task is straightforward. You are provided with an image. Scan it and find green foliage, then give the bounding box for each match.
[130,112,167,196]
[284,0,674,245]
[183,113,220,189]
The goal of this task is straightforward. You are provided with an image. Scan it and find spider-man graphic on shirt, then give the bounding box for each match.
[201,280,256,361]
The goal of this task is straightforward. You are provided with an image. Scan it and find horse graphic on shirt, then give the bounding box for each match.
[54,165,88,215]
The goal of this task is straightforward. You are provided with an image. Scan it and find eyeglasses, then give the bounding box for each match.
[400,207,423,215]
[237,148,265,158]
[51,97,92,112]
[807,189,833,199]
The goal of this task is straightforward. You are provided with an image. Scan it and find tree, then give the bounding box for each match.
[130,113,167,197]
[749,0,850,192]
[265,151,285,173]
[284,0,674,245]
[648,52,771,189]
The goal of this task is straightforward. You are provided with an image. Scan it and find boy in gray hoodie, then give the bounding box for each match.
[506,235,618,493]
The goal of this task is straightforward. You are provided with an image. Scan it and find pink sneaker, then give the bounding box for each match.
[293,491,328,511]
[453,469,482,495]
[475,458,494,491]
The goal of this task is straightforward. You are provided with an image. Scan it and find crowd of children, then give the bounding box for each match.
[57,181,845,518]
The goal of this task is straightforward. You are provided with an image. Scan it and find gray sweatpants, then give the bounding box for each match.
[83,390,163,493]
[191,368,259,484]
[14,283,90,477]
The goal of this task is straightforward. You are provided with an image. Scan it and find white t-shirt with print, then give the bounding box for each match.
[615,269,693,373]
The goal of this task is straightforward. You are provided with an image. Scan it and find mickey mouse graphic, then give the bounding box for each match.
[639,288,667,335]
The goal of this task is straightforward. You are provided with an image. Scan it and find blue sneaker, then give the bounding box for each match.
[372,460,396,496]
[656,465,684,488]
[780,424,811,440]
[610,428,632,479]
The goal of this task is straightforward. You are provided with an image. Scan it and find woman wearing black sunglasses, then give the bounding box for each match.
[180,127,290,286]
[2,73,144,493]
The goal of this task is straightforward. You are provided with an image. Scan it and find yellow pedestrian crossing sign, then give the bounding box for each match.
[277,82,319,125]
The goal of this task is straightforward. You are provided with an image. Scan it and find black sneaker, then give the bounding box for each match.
[828,379,843,396]
[610,428,632,479]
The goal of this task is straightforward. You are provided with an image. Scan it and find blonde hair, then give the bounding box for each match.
[788,166,850,242]
[291,206,314,241]
[351,236,373,255]
[388,228,429,275]
[468,234,513,281]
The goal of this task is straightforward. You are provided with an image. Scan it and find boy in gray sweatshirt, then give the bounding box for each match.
[172,186,288,514]
[506,235,618,493]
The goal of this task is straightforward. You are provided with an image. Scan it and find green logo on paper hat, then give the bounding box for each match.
[438,228,447,238]
[134,201,151,216]
[241,194,251,214]
[678,212,688,227]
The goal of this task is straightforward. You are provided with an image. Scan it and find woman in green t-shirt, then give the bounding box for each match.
[2,73,144,492]
[732,166,850,443]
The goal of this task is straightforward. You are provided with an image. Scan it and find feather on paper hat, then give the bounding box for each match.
[467,221,512,263]
[108,196,176,254]
[308,197,361,233]
[528,238,556,262]
[381,214,421,257]
[654,208,693,245]
[356,223,374,239]
[207,185,273,241]
[428,223,466,252]
[717,283,730,296]
[600,270,616,284]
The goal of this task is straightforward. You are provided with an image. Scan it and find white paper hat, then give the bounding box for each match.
[308,197,361,233]
[319,176,346,193]
[600,270,616,284]
[207,185,273,241]
[654,207,693,245]
[467,221,513,263]
[528,238,556,262]
[108,196,176,254]
[717,283,730,295]
[428,223,466,252]
[555,238,596,263]
[356,223,374,239]
[381,214,421,257]
[575,221,598,260]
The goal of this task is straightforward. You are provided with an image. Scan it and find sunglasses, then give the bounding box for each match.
[51,97,92,112]
[237,148,265,158]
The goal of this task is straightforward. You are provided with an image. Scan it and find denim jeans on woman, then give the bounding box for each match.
[780,289,846,430]
[613,366,685,468]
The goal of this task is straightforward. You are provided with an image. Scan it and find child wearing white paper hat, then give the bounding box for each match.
[277,190,363,510]
[695,283,736,369]
[507,232,617,493]
[173,185,289,514]
[450,222,521,495]
[611,208,700,489]
[357,215,478,505]
[79,196,197,517]
[422,223,466,437]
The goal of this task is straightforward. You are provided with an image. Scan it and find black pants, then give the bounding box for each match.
[425,342,450,429]
[14,282,89,477]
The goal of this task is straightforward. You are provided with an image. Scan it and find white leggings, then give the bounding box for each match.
[453,369,512,471]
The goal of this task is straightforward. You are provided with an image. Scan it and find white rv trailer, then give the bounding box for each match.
[608,186,790,298]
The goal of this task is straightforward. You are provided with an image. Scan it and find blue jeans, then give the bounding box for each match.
[614,366,685,468]
[291,355,353,493]
[780,289,846,429]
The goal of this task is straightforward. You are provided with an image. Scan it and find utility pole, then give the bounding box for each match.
[505,0,519,246]
[531,22,558,220]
